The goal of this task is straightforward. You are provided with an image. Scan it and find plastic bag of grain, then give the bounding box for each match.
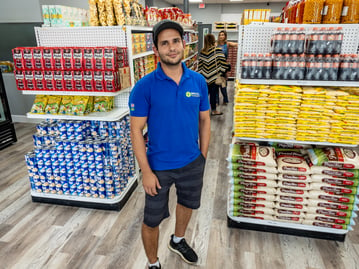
[230,197,275,208]
[275,201,308,212]
[229,163,278,174]
[278,174,312,182]
[311,175,359,186]
[306,207,356,218]
[277,156,311,175]
[277,180,311,190]
[304,213,355,226]
[307,190,357,204]
[274,215,303,224]
[229,206,275,216]
[231,189,277,199]
[276,188,309,197]
[231,184,277,195]
[230,144,276,167]
[301,220,351,230]
[307,147,359,169]
[311,166,359,179]
[230,177,278,188]
[229,171,278,180]
[309,183,358,195]
[307,199,358,211]
[275,195,308,204]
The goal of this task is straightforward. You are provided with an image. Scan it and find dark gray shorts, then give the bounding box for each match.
[143,153,206,228]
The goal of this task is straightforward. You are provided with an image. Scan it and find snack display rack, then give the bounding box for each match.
[124,26,198,87]
[27,26,138,210]
[229,22,359,241]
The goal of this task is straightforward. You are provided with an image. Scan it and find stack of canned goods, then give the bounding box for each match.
[25,116,136,199]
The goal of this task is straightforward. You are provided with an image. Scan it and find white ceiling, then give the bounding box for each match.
[165,0,287,5]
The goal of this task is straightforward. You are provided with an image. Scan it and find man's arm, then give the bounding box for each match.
[199,110,211,158]
[130,116,161,196]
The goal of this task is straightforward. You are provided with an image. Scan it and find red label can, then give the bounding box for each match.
[43,48,54,70]
[23,48,34,70]
[94,71,104,91]
[33,48,44,70]
[83,71,93,91]
[73,48,83,70]
[12,48,24,70]
[104,71,116,92]
[34,71,45,90]
[83,48,94,70]
[73,71,84,91]
[94,47,105,70]
[14,70,26,90]
[63,71,74,90]
[63,48,73,70]
[53,48,64,70]
[44,71,54,90]
[24,70,35,89]
[53,71,64,90]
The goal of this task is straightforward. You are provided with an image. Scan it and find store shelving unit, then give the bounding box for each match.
[27,26,138,210]
[125,25,199,86]
[230,22,359,241]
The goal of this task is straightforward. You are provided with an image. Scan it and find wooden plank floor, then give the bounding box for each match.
[1,82,359,269]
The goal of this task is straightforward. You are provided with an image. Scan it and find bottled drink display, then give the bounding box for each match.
[272,27,305,54]
[306,27,343,55]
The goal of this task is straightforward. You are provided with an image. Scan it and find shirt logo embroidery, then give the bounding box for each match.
[186,91,200,98]
[130,103,135,111]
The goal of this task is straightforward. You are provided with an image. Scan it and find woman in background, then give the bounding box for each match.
[216,30,237,105]
[198,34,230,116]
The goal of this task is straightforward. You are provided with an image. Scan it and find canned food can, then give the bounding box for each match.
[57,151,65,161]
[95,160,104,170]
[104,166,112,177]
[55,183,63,194]
[84,186,91,197]
[77,184,84,197]
[93,141,103,153]
[83,178,90,187]
[86,151,95,162]
[66,121,75,138]
[96,179,105,189]
[43,135,52,146]
[89,178,96,187]
[62,183,70,195]
[115,186,122,195]
[34,182,43,192]
[36,122,48,135]
[99,121,109,137]
[32,174,41,183]
[49,183,56,194]
[85,140,94,152]
[106,189,115,199]
[65,159,74,168]
[63,140,71,151]
[98,187,106,198]
[70,184,77,195]
[33,134,44,147]
[78,141,87,153]
[75,175,83,185]
[42,182,50,193]
[90,186,98,198]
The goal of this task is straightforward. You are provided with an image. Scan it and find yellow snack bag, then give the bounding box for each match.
[58,96,74,115]
[45,95,62,114]
[72,96,90,116]
[30,95,48,114]
[93,96,114,112]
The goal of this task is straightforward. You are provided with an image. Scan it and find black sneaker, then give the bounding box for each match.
[168,234,198,264]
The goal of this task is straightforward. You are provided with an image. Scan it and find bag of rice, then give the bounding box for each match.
[310,166,359,178]
[231,188,277,198]
[311,175,359,186]
[275,209,305,218]
[278,174,312,182]
[229,163,278,174]
[230,177,278,188]
[230,197,275,208]
[277,188,308,197]
[304,213,354,225]
[306,199,357,211]
[229,171,278,180]
[307,190,357,204]
[231,184,277,195]
[274,216,303,223]
[308,147,359,169]
[275,202,308,211]
[231,144,276,167]
[301,220,349,230]
[277,155,311,175]
[275,195,308,204]
[309,183,358,195]
[277,180,310,190]
[306,207,356,218]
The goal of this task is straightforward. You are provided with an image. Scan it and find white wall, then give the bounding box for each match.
[0,0,42,22]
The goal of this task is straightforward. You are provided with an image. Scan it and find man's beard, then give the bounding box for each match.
[158,50,183,66]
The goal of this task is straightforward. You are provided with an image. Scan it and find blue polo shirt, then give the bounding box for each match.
[129,62,210,171]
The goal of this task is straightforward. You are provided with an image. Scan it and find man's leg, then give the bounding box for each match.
[174,203,192,237]
[142,223,159,264]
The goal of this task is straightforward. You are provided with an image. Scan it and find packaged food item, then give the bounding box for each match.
[230,177,278,188]
[83,71,94,91]
[275,201,308,211]
[113,0,126,26]
[33,48,44,70]
[93,96,114,112]
[97,0,107,26]
[83,48,94,70]
[72,96,91,115]
[53,48,63,70]
[73,48,83,70]
[63,48,73,70]
[340,0,359,23]
[277,155,311,175]
[303,0,325,24]
[73,71,84,91]
[230,198,275,209]
[93,71,104,91]
[308,147,359,169]
[44,71,54,90]
[302,220,349,229]
[277,180,310,190]
[229,163,278,174]
[53,71,64,90]
[231,144,276,167]
[30,95,48,114]
[34,71,45,90]
[104,71,117,91]
[105,0,116,26]
[306,199,357,211]
[63,71,74,90]
[24,71,35,90]
[15,70,25,90]
[310,182,358,194]
[305,213,354,225]
[58,95,73,114]
[43,48,54,70]
[45,95,62,114]
[88,0,100,26]
[322,0,344,23]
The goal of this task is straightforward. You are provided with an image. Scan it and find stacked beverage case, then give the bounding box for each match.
[241,26,359,81]
[25,116,135,199]
[228,142,359,230]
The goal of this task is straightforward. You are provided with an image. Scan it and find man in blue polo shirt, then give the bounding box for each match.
[129,20,211,269]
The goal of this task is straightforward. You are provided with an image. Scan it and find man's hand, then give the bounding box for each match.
[142,171,162,196]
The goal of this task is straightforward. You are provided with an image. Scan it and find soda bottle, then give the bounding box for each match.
[241,53,250,79]
[255,53,264,79]
[272,54,283,80]
[263,53,272,79]
[326,27,336,55]
[282,28,291,54]
[249,53,257,79]
[282,54,291,80]
[349,54,358,81]
[289,54,298,80]
[305,54,316,80]
[307,27,319,54]
[272,28,283,54]
[297,54,306,80]
[335,27,344,54]
[322,55,332,81]
[314,55,324,80]
[339,54,350,81]
[318,27,328,55]
[331,54,340,81]
[288,28,297,54]
[296,27,306,54]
